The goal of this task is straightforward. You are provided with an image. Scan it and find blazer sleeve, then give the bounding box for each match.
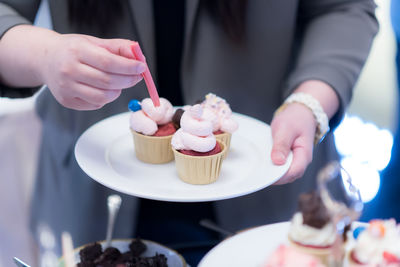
[284,0,379,129]
[0,0,42,98]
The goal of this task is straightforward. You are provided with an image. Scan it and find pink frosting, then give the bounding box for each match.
[141,98,174,125]
[130,97,174,135]
[202,108,219,132]
[264,245,325,267]
[202,93,238,133]
[171,104,216,152]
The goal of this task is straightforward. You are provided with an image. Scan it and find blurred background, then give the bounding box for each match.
[0,0,399,266]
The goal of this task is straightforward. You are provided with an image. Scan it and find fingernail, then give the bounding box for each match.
[137,63,146,73]
[273,151,286,164]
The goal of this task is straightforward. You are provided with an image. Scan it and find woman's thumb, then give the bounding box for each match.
[270,127,294,165]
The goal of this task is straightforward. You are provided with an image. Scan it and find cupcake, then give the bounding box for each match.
[201,93,238,153]
[171,104,226,184]
[288,191,337,265]
[129,97,176,164]
[348,219,400,266]
[264,244,326,267]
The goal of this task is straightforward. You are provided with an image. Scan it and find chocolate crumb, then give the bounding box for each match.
[129,239,147,257]
[342,223,352,242]
[94,247,121,265]
[78,239,169,267]
[172,108,184,129]
[79,242,102,263]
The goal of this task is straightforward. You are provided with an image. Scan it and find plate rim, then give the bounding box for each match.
[74,111,292,202]
[198,221,290,267]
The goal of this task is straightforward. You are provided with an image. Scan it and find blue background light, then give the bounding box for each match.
[334,114,393,203]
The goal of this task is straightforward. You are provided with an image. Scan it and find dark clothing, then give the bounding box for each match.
[137,1,216,264]
[153,0,185,106]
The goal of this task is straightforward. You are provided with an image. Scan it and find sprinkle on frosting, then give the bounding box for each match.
[201,93,238,133]
[128,99,141,112]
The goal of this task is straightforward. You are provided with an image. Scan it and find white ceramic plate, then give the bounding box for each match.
[59,239,187,266]
[74,112,292,202]
[198,221,368,267]
[198,222,290,267]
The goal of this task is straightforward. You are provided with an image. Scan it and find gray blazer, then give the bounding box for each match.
[0,0,378,255]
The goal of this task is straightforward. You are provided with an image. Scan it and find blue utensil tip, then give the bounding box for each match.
[353,226,366,239]
[128,99,141,112]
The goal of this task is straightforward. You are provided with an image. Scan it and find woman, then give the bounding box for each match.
[0,0,377,265]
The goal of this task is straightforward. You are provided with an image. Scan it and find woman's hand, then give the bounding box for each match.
[41,34,145,110]
[270,102,317,184]
[270,80,340,184]
[0,25,145,110]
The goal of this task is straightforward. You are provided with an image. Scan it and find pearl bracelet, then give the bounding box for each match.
[276,92,330,144]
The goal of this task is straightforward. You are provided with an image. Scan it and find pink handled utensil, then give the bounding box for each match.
[131,42,160,107]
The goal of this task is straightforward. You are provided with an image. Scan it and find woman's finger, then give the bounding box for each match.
[273,128,314,185]
[75,63,143,90]
[273,144,311,185]
[91,38,136,59]
[59,96,103,111]
[77,42,146,75]
[70,82,122,107]
[270,118,296,166]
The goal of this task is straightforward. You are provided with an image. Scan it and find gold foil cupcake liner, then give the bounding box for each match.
[172,141,226,185]
[215,132,231,158]
[131,129,174,164]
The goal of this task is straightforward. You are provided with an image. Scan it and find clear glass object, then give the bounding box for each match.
[317,161,363,266]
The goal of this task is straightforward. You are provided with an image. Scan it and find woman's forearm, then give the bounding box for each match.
[0,24,60,87]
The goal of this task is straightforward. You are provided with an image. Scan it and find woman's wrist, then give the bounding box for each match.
[275,80,339,144]
[292,80,339,119]
[0,25,60,87]
[280,93,329,144]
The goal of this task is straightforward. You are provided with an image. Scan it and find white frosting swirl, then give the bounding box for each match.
[141,98,174,125]
[130,110,158,135]
[130,97,174,135]
[171,104,216,152]
[353,219,400,264]
[202,108,219,132]
[202,93,238,133]
[288,212,336,247]
[180,105,213,136]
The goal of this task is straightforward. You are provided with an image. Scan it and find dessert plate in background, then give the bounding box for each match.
[58,239,187,267]
[198,221,368,267]
[74,112,292,202]
[198,222,290,267]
